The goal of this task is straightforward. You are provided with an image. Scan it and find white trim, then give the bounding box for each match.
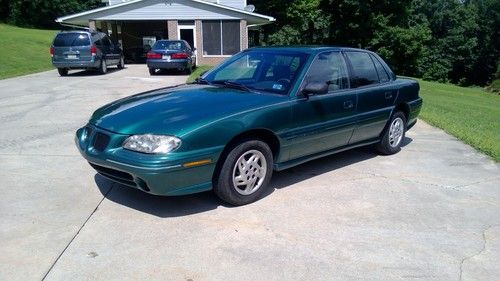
[56,0,275,23]
[177,24,197,52]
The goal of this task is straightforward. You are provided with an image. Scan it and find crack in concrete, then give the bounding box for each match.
[40,184,114,281]
[458,225,496,281]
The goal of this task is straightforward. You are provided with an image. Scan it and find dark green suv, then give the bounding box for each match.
[50,30,124,76]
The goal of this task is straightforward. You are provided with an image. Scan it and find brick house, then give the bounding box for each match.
[56,0,275,65]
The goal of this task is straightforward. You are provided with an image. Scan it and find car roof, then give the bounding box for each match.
[248,46,373,54]
[57,30,101,35]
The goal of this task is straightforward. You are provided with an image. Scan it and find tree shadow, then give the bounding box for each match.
[95,137,412,218]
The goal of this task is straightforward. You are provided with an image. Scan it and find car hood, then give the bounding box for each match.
[89,84,288,136]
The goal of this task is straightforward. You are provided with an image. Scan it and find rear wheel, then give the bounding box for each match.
[57,68,68,76]
[376,111,407,155]
[214,140,273,206]
[149,68,156,75]
[117,56,125,69]
[99,59,107,75]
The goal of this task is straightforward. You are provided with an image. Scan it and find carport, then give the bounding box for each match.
[55,0,275,65]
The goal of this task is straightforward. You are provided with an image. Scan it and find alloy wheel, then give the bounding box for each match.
[232,150,267,195]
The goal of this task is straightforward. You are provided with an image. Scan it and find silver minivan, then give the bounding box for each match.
[51,30,124,76]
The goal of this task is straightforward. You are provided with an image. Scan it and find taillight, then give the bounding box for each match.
[50,47,54,57]
[171,53,189,59]
[90,45,97,56]
[147,52,162,59]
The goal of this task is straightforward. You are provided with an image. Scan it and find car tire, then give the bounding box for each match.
[376,111,407,155]
[214,140,273,206]
[118,56,125,69]
[184,65,193,75]
[99,59,107,75]
[57,68,68,76]
[149,68,156,75]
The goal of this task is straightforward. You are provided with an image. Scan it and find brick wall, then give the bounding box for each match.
[240,20,248,51]
[167,20,178,40]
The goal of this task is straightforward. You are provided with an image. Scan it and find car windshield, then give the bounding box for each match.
[53,33,90,47]
[153,41,184,50]
[201,50,310,95]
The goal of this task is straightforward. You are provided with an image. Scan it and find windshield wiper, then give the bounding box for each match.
[212,80,252,92]
[192,77,210,85]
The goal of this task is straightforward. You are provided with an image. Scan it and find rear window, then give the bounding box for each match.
[153,41,184,50]
[53,33,90,47]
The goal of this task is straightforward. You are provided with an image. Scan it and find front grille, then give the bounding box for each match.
[93,132,110,151]
[90,163,133,181]
[89,162,150,192]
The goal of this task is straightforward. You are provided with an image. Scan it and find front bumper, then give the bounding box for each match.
[75,125,222,196]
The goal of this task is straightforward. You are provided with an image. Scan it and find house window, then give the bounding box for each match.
[202,20,240,56]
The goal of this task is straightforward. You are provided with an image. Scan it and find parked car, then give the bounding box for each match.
[76,47,422,205]
[146,40,196,75]
[51,30,124,76]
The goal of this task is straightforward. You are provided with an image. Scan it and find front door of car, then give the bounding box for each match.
[286,51,357,160]
[345,51,398,143]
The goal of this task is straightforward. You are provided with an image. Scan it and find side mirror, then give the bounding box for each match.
[193,47,197,51]
[302,81,328,96]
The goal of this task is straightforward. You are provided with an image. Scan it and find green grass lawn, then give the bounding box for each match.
[418,79,500,161]
[0,24,57,79]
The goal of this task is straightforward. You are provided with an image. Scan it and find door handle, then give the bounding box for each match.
[343,100,354,109]
[385,91,393,99]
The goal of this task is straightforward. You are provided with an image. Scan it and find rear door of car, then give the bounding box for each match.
[52,32,92,62]
[287,51,357,159]
[345,51,398,143]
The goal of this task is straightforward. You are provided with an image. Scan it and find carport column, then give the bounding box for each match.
[240,20,248,51]
[195,20,203,64]
[167,20,178,40]
[88,20,96,31]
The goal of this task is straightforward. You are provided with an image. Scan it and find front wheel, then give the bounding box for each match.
[214,140,273,206]
[376,111,407,155]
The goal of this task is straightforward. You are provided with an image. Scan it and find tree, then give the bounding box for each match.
[7,0,103,29]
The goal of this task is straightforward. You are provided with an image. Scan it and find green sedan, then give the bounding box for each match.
[76,46,422,205]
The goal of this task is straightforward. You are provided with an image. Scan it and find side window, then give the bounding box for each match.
[370,54,390,83]
[305,52,349,92]
[346,52,379,88]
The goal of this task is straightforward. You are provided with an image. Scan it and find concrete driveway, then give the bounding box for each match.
[0,65,499,281]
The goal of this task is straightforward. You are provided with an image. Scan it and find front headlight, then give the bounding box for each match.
[123,134,181,154]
